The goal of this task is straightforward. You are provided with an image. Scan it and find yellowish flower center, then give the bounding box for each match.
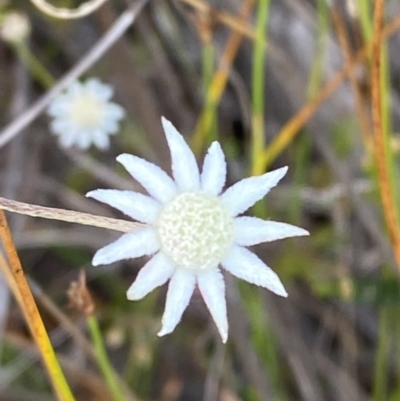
[157,192,234,271]
[69,93,104,129]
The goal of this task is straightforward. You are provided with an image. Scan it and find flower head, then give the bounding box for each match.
[47,78,125,150]
[87,117,309,342]
[0,12,30,44]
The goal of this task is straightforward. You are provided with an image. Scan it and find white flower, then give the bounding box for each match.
[87,117,309,342]
[0,12,30,44]
[47,78,125,150]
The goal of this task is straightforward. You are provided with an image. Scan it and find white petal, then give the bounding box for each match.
[86,78,113,101]
[50,119,73,135]
[86,189,161,224]
[221,245,287,297]
[76,130,92,149]
[117,153,178,204]
[220,166,288,217]
[58,129,78,148]
[102,120,119,134]
[234,216,309,246]
[127,253,175,300]
[201,142,227,195]
[161,117,200,191]
[157,269,196,337]
[105,103,125,120]
[92,130,110,149]
[92,228,159,266]
[69,82,83,98]
[197,269,228,343]
[47,97,69,117]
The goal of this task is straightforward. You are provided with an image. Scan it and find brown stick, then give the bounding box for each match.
[370,0,400,269]
[0,196,143,232]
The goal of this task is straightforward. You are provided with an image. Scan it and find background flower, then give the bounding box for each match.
[87,117,309,342]
[47,78,125,150]
[0,12,30,44]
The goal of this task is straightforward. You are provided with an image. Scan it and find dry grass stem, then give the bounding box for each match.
[331,6,372,149]
[192,0,256,151]
[370,0,400,268]
[181,0,258,40]
[257,11,400,172]
[0,210,76,401]
[0,196,143,233]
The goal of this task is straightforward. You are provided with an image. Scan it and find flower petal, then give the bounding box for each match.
[86,189,161,224]
[50,119,73,136]
[69,81,82,98]
[105,103,125,120]
[127,252,175,300]
[47,97,69,117]
[197,269,228,343]
[201,141,226,195]
[161,117,200,191]
[234,216,309,246]
[103,120,119,134]
[92,130,110,149]
[157,269,196,337]
[86,78,113,101]
[220,166,288,217]
[221,245,287,297]
[117,153,178,204]
[76,130,92,149]
[92,228,159,266]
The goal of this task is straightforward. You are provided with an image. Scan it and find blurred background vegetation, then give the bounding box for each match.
[1,0,400,400]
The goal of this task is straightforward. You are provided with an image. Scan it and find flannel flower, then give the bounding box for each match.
[47,78,125,150]
[87,117,309,342]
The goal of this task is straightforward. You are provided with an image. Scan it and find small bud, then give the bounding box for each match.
[67,270,95,316]
[0,12,31,44]
[391,137,400,154]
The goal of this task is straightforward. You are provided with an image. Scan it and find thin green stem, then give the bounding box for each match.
[288,134,311,224]
[380,45,399,223]
[372,306,390,401]
[87,315,127,401]
[395,309,400,399]
[288,0,327,223]
[248,288,288,401]
[307,0,329,99]
[249,0,270,218]
[356,0,373,45]
[251,0,270,176]
[202,41,218,144]
[13,42,55,88]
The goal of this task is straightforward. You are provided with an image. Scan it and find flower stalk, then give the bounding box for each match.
[87,316,127,401]
[251,0,270,176]
[67,271,127,401]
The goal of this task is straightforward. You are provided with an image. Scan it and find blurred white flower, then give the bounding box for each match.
[0,12,30,44]
[87,117,309,342]
[47,78,125,150]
